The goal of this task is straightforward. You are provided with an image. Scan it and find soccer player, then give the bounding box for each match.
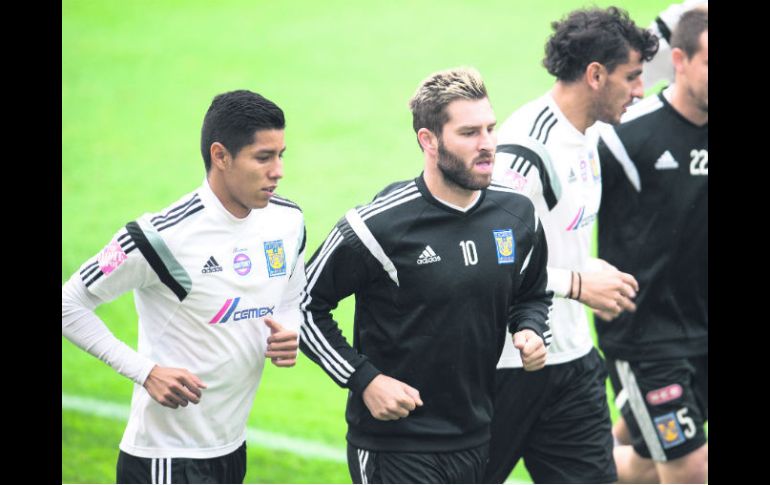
[641,0,708,90]
[595,8,708,483]
[61,90,306,484]
[484,7,658,484]
[299,67,553,483]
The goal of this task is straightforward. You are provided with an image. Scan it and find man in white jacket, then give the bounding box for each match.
[62,90,305,484]
[484,7,657,484]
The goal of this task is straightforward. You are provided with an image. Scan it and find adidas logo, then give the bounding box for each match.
[568,168,577,183]
[416,245,442,265]
[655,150,679,170]
[201,256,223,273]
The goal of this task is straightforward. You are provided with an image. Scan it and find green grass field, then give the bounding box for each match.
[63,1,671,482]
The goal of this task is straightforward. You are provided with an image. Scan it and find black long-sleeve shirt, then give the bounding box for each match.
[300,174,553,452]
[596,88,708,361]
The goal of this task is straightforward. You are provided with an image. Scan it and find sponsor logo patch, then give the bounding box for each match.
[264,240,287,277]
[654,412,686,449]
[209,297,274,324]
[493,229,515,264]
[500,168,528,191]
[233,253,252,276]
[646,384,683,406]
[565,206,597,231]
[97,240,127,274]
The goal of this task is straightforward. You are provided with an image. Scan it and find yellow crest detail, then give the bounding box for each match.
[657,420,681,443]
[267,246,285,269]
[497,235,513,256]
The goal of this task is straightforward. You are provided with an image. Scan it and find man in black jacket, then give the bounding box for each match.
[595,8,708,484]
[299,67,553,483]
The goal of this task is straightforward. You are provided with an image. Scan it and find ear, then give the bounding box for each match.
[585,61,605,90]
[417,128,438,154]
[671,47,687,75]
[210,142,230,170]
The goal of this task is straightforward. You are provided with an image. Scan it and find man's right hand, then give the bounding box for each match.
[579,259,639,320]
[362,374,423,421]
[143,365,208,409]
[513,329,546,371]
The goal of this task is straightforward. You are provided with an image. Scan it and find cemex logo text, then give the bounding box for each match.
[209,297,274,324]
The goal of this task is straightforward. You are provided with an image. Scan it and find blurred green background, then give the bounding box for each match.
[63,0,671,482]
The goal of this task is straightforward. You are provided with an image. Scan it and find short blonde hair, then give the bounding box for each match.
[408,67,488,145]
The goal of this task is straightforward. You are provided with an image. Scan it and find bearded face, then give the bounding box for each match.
[436,138,494,191]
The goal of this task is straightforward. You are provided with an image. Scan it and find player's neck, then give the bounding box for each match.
[206,173,251,219]
[670,83,708,126]
[551,83,594,134]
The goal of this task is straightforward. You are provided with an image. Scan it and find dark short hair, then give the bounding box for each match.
[200,90,285,171]
[543,6,659,82]
[671,8,708,59]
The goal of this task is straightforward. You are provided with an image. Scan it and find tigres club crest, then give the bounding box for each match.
[263,240,287,277]
[654,412,686,449]
[589,151,601,182]
[492,229,515,264]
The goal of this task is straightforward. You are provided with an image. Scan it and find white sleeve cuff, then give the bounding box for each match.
[546,266,572,298]
[585,257,604,273]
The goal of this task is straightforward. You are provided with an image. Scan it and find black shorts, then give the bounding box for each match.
[116,441,247,484]
[607,354,708,462]
[347,442,488,484]
[484,348,616,484]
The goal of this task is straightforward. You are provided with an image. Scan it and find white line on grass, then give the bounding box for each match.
[62,393,532,483]
[61,393,347,463]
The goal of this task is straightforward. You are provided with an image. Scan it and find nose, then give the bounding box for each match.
[269,157,284,180]
[631,78,644,100]
[480,128,497,153]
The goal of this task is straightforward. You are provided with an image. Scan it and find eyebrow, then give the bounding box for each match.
[456,122,497,130]
[256,147,287,155]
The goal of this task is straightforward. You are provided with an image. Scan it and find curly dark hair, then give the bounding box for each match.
[544,6,659,82]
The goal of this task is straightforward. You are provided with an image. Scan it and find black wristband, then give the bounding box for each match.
[576,272,582,300]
